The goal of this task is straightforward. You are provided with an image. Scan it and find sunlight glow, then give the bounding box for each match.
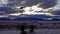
[0,15,8,18]
[11,5,54,16]
[32,6,43,11]
[9,13,21,16]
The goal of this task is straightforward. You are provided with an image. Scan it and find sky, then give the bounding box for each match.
[0,0,60,17]
[55,0,60,8]
[0,0,59,8]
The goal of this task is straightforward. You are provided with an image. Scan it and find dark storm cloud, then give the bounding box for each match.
[0,6,18,15]
[8,0,57,9]
[22,0,57,8]
[49,10,60,15]
[41,0,57,9]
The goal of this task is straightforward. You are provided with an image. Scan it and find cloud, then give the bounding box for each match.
[0,0,8,4]
[41,0,57,9]
[22,0,57,8]
[0,0,59,19]
[7,0,57,9]
[49,9,60,15]
[0,6,19,15]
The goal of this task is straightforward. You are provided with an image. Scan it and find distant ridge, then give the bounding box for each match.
[0,17,60,21]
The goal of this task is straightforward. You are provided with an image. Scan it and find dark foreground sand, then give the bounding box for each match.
[0,29,60,34]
